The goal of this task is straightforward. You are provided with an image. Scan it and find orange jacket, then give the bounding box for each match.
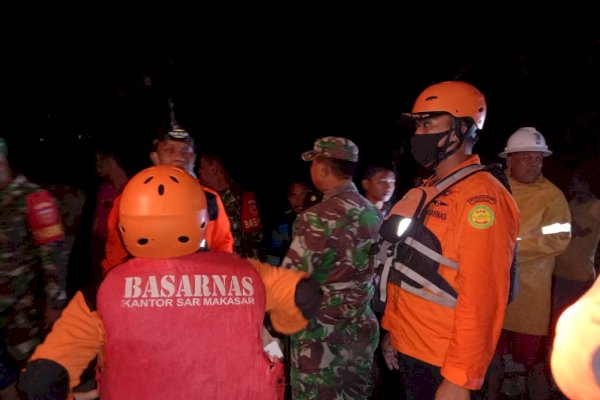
[101,186,233,273]
[381,155,520,390]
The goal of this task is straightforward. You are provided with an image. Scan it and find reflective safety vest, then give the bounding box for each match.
[97,251,281,400]
[373,164,519,308]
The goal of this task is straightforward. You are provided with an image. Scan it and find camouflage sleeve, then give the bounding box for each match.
[38,242,68,309]
[26,191,68,309]
[280,210,321,275]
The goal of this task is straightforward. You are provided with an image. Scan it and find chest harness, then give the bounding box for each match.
[372,164,519,309]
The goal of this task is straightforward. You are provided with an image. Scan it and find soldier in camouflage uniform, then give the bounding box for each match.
[0,137,67,396]
[281,137,382,400]
[198,154,263,258]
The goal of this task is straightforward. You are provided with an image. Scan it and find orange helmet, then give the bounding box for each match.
[410,81,487,129]
[119,165,208,258]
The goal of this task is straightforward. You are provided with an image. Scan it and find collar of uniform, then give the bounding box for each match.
[322,181,358,201]
[425,154,481,187]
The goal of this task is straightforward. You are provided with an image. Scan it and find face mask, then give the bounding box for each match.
[410,130,450,167]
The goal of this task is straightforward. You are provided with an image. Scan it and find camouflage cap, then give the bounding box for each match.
[302,136,359,162]
[0,137,7,157]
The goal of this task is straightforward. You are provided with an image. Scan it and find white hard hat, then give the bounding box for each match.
[499,127,552,158]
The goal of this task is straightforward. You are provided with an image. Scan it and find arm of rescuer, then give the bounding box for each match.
[551,276,600,400]
[442,181,520,390]
[516,192,571,263]
[18,285,105,399]
[248,259,322,334]
[101,188,234,275]
[203,186,234,253]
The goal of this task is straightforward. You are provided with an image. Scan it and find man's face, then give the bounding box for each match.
[151,140,196,173]
[362,170,396,203]
[411,114,462,168]
[309,159,326,192]
[507,151,544,184]
[568,173,589,198]
[198,157,218,188]
[95,153,113,179]
[288,183,309,213]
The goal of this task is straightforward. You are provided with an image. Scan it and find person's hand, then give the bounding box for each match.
[435,378,470,400]
[381,332,399,370]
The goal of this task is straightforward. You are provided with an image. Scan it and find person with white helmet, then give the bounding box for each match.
[487,127,571,400]
[376,81,520,399]
[17,165,322,400]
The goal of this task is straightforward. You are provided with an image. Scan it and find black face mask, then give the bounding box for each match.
[410,130,451,167]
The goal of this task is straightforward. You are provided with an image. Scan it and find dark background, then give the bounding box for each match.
[3,9,599,221]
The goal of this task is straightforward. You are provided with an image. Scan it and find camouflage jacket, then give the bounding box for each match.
[282,181,382,330]
[218,184,263,258]
[0,175,67,359]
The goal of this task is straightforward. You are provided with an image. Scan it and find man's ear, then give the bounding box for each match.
[317,161,329,178]
[361,178,370,191]
[149,151,160,166]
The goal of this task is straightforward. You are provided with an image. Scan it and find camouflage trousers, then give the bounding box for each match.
[0,293,44,364]
[289,317,379,400]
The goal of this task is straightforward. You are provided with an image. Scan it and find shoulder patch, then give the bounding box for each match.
[26,190,65,244]
[467,194,496,205]
[468,205,494,229]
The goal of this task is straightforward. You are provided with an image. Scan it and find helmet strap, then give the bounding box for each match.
[430,118,462,167]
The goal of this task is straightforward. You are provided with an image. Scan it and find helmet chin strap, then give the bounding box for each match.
[428,119,460,169]
[430,119,479,169]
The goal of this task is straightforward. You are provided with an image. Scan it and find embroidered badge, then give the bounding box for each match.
[468,205,494,229]
[467,195,497,205]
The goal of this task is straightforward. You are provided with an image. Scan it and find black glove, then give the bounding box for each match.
[18,359,69,400]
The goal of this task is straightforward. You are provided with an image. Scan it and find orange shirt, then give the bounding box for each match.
[101,186,233,273]
[381,155,520,390]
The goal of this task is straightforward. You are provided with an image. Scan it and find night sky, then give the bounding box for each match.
[4,9,599,219]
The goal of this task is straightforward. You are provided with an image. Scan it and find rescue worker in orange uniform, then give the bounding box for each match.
[101,127,233,273]
[378,81,520,399]
[18,165,321,400]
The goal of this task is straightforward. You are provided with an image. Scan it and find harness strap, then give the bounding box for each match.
[392,261,458,308]
[404,237,459,270]
[376,163,498,308]
[433,164,485,192]
[378,242,395,302]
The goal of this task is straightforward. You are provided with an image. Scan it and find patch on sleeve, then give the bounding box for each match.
[26,190,65,245]
[467,194,496,205]
[468,205,494,229]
